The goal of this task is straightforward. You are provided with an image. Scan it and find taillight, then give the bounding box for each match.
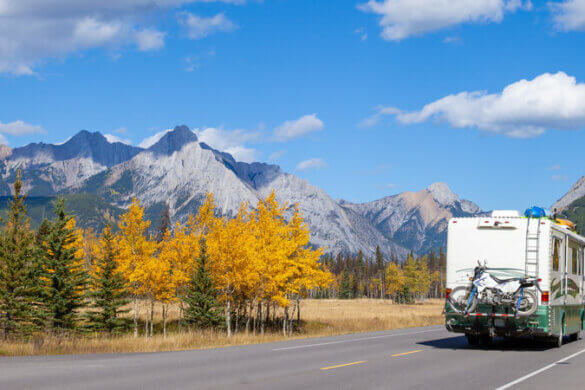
[446,288,452,299]
[541,291,549,304]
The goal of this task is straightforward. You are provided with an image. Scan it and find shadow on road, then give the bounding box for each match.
[417,335,558,352]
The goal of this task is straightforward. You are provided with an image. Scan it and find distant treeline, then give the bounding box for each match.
[318,247,446,302]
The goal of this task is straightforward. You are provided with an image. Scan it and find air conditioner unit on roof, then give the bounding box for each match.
[491,210,521,218]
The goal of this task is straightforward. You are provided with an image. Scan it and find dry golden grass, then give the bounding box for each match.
[0,299,443,356]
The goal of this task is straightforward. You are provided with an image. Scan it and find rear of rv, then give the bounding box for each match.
[444,212,551,339]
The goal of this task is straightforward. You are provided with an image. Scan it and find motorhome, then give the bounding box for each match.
[444,210,585,347]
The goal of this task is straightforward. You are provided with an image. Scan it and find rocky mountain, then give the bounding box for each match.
[552,176,585,213]
[552,176,585,236]
[340,182,482,255]
[0,130,143,195]
[0,125,484,258]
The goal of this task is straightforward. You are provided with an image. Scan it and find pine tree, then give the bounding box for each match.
[40,198,88,331]
[375,246,385,298]
[182,239,224,329]
[0,171,41,339]
[338,270,352,299]
[155,203,171,243]
[85,225,130,334]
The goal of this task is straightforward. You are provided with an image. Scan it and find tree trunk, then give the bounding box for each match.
[133,298,138,338]
[162,304,167,339]
[235,303,240,334]
[226,299,232,337]
[245,302,252,335]
[289,304,296,336]
[296,298,301,327]
[150,300,154,337]
[144,311,148,340]
[259,301,265,335]
[283,306,288,336]
[265,303,270,329]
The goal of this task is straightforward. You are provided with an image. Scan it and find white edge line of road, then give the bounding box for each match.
[271,327,443,351]
[495,347,585,390]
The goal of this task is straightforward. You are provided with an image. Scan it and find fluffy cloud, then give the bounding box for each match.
[358,0,530,41]
[0,0,245,75]
[138,129,172,148]
[273,114,324,141]
[179,12,238,40]
[363,72,585,138]
[296,158,327,171]
[135,29,166,51]
[104,133,132,144]
[0,120,44,145]
[268,150,286,161]
[196,127,259,162]
[0,120,44,135]
[550,0,585,31]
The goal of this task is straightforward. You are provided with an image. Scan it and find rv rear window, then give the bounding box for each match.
[570,240,579,275]
[553,238,561,272]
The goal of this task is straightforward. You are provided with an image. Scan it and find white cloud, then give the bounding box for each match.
[358,0,530,41]
[268,150,285,162]
[364,72,585,138]
[138,129,172,148]
[377,183,396,190]
[104,133,132,144]
[551,174,569,181]
[0,120,44,135]
[296,158,327,171]
[135,29,166,51]
[0,1,245,75]
[273,114,324,141]
[179,12,238,40]
[548,163,562,171]
[196,127,259,162]
[550,0,585,31]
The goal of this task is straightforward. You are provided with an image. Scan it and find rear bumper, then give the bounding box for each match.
[444,304,550,337]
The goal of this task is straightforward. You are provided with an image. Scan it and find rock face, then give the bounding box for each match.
[341,182,482,254]
[0,125,484,257]
[0,131,143,195]
[552,176,585,212]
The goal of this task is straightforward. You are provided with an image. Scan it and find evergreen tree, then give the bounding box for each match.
[155,203,171,243]
[338,270,352,299]
[41,198,88,330]
[375,246,385,298]
[0,171,41,339]
[85,225,130,334]
[182,240,223,328]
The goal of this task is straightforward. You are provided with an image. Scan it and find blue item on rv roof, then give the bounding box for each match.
[524,206,546,218]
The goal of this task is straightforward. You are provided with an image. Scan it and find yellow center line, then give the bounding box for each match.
[320,360,367,370]
[392,349,422,357]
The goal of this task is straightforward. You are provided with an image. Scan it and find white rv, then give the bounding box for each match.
[444,210,585,347]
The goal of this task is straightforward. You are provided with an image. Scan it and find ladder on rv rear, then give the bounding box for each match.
[525,218,541,277]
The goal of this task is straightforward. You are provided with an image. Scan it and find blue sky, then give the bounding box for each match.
[1,0,585,211]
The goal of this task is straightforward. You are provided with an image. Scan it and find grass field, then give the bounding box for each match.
[0,299,444,356]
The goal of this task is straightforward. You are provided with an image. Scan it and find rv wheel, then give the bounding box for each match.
[554,326,564,348]
[480,334,494,345]
[465,333,480,346]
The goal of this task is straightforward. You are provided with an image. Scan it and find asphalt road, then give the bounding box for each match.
[2,325,585,390]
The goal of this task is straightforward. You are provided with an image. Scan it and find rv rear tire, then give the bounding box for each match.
[465,333,480,346]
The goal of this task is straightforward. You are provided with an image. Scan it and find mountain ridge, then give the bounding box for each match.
[0,126,484,257]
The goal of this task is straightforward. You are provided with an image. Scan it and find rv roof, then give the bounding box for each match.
[491,210,521,218]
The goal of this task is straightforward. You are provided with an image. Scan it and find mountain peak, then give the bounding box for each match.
[426,182,458,206]
[148,125,198,155]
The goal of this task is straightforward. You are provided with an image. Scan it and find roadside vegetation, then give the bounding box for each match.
[0,171,444,356]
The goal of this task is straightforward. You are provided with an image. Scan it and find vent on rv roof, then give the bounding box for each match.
[491,210,521,218]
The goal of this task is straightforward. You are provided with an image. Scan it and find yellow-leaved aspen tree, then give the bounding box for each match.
[117,198,156,338]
